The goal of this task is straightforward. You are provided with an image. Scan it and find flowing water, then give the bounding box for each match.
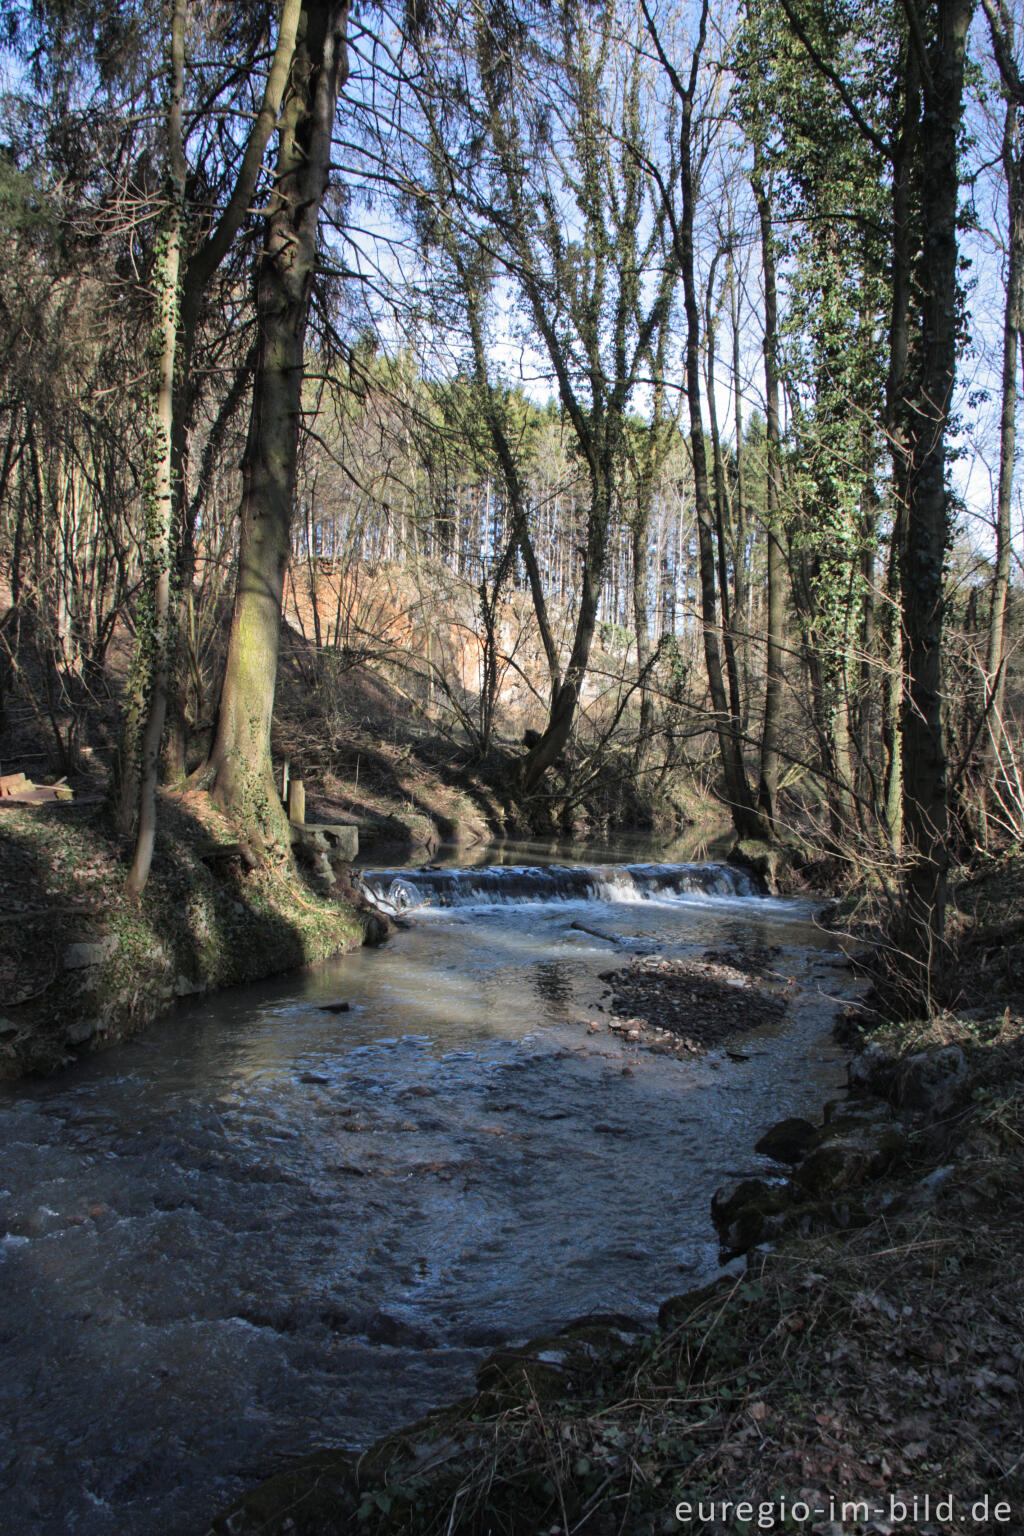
[0,851,855,1536]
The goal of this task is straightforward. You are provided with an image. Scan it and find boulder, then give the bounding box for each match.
[755,1116,818,1164]
[65,1017,102,1045]
[727,841,776,894]
[823,1095,894,1127]
[711,1176,792,1255]
[847,1040,891,1095]
[896,1045,971,1119]
[794,1121,906,1198]
[63,936,118,970]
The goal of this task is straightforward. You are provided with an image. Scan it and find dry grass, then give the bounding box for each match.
[210,898,1024,1536]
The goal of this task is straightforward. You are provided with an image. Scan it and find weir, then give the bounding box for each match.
[357,860,758,912]
[0,856,849,1536]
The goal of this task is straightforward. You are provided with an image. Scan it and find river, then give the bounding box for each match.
[0,847,854,1535]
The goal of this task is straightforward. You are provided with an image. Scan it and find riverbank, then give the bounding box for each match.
[0,792,369,1078]
[209,858,1024,1536]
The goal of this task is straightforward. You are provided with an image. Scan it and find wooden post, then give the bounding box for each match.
[281,756,290,805]
[288,775,305,826]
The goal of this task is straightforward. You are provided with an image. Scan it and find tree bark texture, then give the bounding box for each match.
[163,0,304,783]
[125,0,187,896]
[209,0,350,848]
[752,158,785,829]
[897,0,975,961]
[985,96,1023,777]
[676,48,764,838]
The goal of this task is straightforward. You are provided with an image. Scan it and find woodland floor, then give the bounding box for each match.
[210,852,1024,1536]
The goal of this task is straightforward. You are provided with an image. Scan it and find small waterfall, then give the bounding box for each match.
[356,862,760,914]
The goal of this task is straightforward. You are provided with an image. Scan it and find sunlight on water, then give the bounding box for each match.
[0,858,852,1536]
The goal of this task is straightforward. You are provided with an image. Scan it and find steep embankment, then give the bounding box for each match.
[0,792,370,1079]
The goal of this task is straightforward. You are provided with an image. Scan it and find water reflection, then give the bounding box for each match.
[355,828,735,871]
[532,959,576,1011]
[0,869,849,1536]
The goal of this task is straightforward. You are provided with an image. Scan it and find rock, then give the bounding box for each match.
[65,1017,101,1045]
[823,1094,894,1127]
[359,910,392,946]
[896,1045,971,1118]
[794,1121,906,1197]
[292,822,359,861]
[174,974,203,998]
[476,1344,570,1402]
[711,1176,792,1255]
[0,1017,18,1039]
[787,1195,871,1237]
[658,1275,738,1331]
[755,1116,817,1164]
[894,1164,955,1214]
[63,936,118,970]
[365,1311,437,1349]
[847,1040,891,1095]
[319,1001,350,1013]
[727,840,777,893]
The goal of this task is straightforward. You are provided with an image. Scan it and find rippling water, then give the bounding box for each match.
[0,860,853,1536]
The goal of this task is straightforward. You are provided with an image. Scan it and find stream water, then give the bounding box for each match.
[0,848,854,1536]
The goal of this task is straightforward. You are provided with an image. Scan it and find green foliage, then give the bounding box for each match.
[0,151,50,236]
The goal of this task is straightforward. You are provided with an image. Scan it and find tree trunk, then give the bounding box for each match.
[752,155,785,830]
[729,255,751,706]
[522,478,610,793]
[678,84,763,837]
[984,96,1022,784]
[164,344,257,781]
[208,0,350,849]
[704,282,746,731]
[631,511,655,774]
[896,0,975,964]
[125,0,187,896]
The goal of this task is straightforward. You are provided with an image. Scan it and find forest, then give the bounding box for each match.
[4,6,1024,1535]
[0,0,1021,1006]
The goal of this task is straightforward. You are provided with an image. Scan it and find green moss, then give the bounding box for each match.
[0,796,366,1078]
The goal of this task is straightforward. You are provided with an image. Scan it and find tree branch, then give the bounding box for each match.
[982,0,1024,102]
[776,0,891,158]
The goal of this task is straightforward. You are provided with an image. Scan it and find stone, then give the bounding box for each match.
[65,1017,101,1045]
[365,1311,437,1349]
[291,822,359,861]
[847,1040,890,1095]
[0,1017,18,1038]
[895,1164,955,1215]
[755,1116,817,1164]
[794,1121,906,1197]
[359,910,391,946]
[896,1045,971,1118]
[63,936,118,970]
[727,841,776,893]
[711,1176,793,1255]
[823,1095,894,1127]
